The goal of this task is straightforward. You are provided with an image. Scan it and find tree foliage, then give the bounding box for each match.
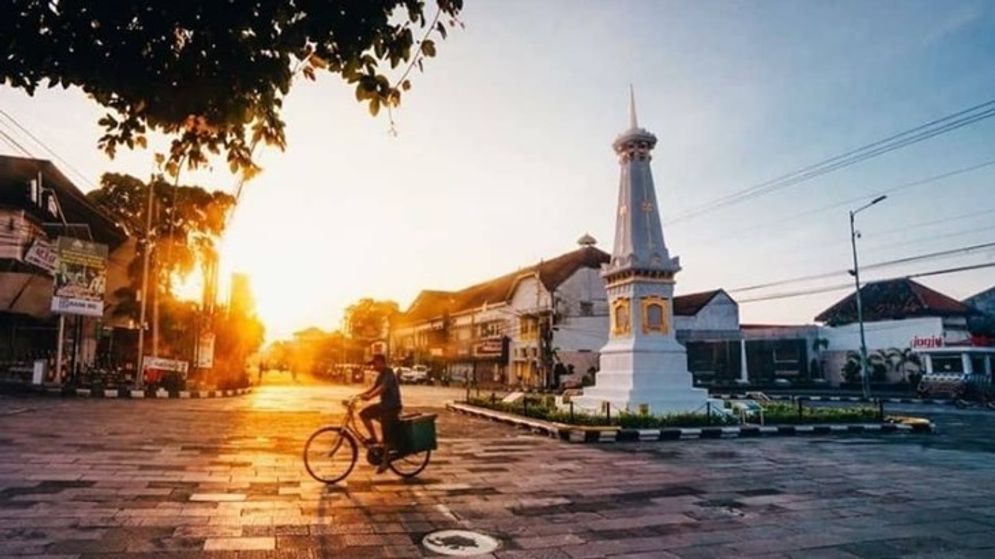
[89,172,234,285]
[0,1,464,177]
[344,298,399,340]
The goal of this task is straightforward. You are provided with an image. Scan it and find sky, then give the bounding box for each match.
[2,0,995,341]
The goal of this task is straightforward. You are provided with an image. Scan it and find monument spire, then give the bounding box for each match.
[629,84,638,129]
[607,89,679,278]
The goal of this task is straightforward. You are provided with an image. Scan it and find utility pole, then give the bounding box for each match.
[849,195,887,400]
[135,179,155,389]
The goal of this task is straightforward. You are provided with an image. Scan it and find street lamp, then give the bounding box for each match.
[849,194,887,399]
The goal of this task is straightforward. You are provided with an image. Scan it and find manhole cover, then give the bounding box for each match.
[422,529,500,556]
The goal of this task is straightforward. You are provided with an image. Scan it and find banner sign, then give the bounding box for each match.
[143,357,189,375]
[196,333,215,368]
[24,239,57,274]
[51,237,108,316]
[474,340,503,357]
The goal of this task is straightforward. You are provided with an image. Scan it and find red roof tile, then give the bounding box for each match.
[815,278,970,325]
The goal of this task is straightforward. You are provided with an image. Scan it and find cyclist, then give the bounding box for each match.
[356,353,403,474]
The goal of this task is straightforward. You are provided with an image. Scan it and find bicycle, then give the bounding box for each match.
[303,397,435,484]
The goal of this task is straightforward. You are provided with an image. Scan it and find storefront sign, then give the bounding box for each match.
[24,239,57,274]
[474,340,503,357]
[196,333,215,368]
[143,357,189,375]
[51,237,108,317]
[911,335,944,349]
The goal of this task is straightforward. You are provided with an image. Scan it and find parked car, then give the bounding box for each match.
[400,365,430,384]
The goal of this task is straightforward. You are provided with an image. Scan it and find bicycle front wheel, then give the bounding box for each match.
[303,427,357,484]
[388,450,431,478]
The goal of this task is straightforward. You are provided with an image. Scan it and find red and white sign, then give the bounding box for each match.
[911,335,944,349]
[474,340,503,357]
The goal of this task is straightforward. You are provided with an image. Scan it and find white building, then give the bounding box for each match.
[392,238,741,389]
[391,238,611,387]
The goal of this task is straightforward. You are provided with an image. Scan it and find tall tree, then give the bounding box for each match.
[1,1,464,177]
[88,173,234,359]
[344,298,399,341]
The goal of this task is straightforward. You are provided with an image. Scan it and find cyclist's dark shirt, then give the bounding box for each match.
[375,367,402,411]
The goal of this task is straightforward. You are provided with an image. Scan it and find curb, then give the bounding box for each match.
[12,387,253,400]
[446,402,934,444]
[714,393,954,406]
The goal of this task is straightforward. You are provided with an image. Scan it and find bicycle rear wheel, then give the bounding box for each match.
[303,427,357,484]
[388,450,431,478]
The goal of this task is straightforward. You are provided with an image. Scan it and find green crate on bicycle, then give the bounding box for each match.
[392,413,438,454]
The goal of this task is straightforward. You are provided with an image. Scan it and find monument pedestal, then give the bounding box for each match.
[574,337,709,414]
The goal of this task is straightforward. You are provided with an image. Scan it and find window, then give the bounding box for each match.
[478,321,502,339]
[579,301,594,316]
[611,298,631,337]
[519,317,538,340]
[773,344,801,364]
[932,355,964,373]
[640,296,669,334]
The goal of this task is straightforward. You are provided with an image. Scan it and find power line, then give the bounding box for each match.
[864,223,995,255]
[762,210,995,266]
[738,261,995,303]
[0,124,34,157]
[667,98,995,225]
[730,240,995,293]
[0,108,96,189]
[696,157,995,245]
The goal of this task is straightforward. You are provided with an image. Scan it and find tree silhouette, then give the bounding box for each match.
[1,1,464,177]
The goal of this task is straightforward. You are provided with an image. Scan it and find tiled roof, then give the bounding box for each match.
[815,278,971,326]
[398,251,738,325]
[673,289,726,316]
[398,246,610,324]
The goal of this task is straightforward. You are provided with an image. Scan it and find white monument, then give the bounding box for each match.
[575,89,710,414]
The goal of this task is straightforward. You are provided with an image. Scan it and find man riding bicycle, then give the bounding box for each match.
[356,354,402,474]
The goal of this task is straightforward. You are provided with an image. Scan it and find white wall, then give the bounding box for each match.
[674,292,739,333]
[820,317,973,385]
[823,317,945,352]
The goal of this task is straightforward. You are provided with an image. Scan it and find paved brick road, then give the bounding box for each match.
[2,386,995,558]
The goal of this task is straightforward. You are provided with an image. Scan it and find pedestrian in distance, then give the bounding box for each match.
[356,354,403,474]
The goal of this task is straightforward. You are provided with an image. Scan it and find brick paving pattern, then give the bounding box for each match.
[1,386,994,558]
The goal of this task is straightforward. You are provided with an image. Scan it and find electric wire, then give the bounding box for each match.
[695,157,995,245]
[730,240,995,293]
[667,98,995,225]
[738,261,995,303]
[0,108,96,189]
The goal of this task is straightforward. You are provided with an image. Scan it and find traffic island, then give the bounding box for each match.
[715,393,954,406]
[45,386,253,399]
[446,401,933,444]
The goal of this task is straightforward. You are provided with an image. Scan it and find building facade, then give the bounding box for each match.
[391,239,743,389]
[0,156,129,385]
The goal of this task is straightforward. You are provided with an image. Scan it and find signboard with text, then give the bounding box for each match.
[51,237,108,317]
[24,239,57,274]
[143,357,189,376]
[196,333,215,368]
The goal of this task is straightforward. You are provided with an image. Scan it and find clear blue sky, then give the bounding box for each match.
[1,0,994,340]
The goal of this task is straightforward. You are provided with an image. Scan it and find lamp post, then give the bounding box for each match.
[849,194,887,400]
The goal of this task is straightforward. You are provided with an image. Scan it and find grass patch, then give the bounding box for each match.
[465,397,889,428]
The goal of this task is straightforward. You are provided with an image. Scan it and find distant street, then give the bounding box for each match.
[2,385,995,558]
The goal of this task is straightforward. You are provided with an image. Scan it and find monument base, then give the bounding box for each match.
[574,340,710,415]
